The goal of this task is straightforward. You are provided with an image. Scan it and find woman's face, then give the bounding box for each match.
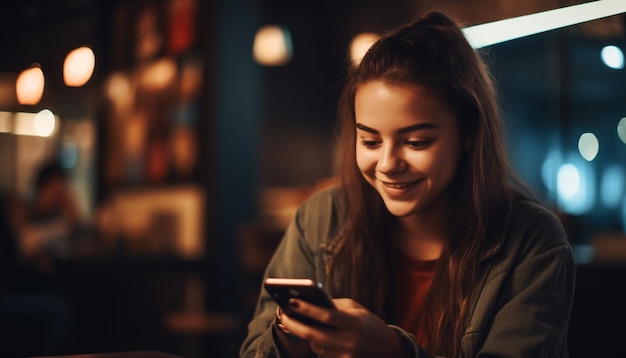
[354,81,464,218]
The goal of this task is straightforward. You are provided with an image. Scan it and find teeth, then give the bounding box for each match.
[386,182,411,189]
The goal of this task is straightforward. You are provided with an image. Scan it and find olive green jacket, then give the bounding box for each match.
[240,188,576,357]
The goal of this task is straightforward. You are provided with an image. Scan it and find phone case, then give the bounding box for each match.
[264,278,336,328]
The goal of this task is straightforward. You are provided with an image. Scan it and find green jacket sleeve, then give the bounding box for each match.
[239,190,333,358]
[462,202,576,358]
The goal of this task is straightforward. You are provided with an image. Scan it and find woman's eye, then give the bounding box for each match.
[361,140,381,148]
[406,140,430,149]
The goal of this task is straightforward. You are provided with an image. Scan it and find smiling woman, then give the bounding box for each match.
[241,11,575,358]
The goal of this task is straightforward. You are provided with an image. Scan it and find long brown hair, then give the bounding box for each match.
[329,12,522,356]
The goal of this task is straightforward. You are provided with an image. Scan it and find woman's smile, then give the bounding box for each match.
[381,179,422,195]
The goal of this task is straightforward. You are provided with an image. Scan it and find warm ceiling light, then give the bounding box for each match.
[13,109,57,137]
[34,108,57,137]
[253,25,292,66]
[463,0,626,48]
[64,46,96,87]
[16,65,45,105]
[350,33,380,67]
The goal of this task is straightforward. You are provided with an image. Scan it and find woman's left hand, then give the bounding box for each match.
[280,298,410,358]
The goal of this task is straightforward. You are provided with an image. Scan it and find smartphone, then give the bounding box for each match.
[264,277,336,328]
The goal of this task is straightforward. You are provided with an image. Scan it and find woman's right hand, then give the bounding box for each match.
[280,298,411,358]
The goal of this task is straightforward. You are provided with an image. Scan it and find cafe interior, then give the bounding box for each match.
[0,0,625,357]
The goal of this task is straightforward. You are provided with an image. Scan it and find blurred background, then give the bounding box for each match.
[0,0,625,357]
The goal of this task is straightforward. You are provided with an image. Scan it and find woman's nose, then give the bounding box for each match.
[377,144,406,174]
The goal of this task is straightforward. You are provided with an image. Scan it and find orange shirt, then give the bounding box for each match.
[393,249,437,347]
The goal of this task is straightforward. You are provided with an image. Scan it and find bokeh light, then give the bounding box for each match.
[618,117,626,144]
[578,132,599,161]
[60,141,79,169]
[64,46,96,87]
[139,58,177,90]
[350,33,380,67]
[601,164,625,209]
[16,65,45,105]
[557,164,580,200]
[253,25,293,66]
[104,71,133,115]
[556,153,596,215]
[34,109,56,137]
[601,45,625,69]
[13,110,57,137]
[541,149,563,192]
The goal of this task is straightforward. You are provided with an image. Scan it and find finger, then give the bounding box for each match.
[289,298,338,326]
[282,302,356,349]
[280,311,329,342]
[281,311,347,345]
[332,298,364,310]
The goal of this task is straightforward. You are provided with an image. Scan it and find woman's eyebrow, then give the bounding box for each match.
[356,122,437,134]
[355,123,379,134]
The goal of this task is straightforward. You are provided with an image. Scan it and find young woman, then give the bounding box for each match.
[240,12,575,358]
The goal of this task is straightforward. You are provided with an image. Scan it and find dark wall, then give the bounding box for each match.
[256,0,418,187]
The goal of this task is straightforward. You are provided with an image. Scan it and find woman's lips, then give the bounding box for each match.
[380,179,422,196]
[384,182,414,189]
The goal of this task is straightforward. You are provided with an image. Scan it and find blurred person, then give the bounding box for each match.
[0,191,70,356]
[15,161,82,271]
[240,12,575,358]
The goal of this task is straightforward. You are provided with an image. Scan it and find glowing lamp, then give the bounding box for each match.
[253,25,292,66]
[16,65,45,105]
[64,46,96,87]
[34,109,56,137]
[578,133,599,161]
[350,33,380,67]
[601,45,625,69]
[463,0,626,48]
